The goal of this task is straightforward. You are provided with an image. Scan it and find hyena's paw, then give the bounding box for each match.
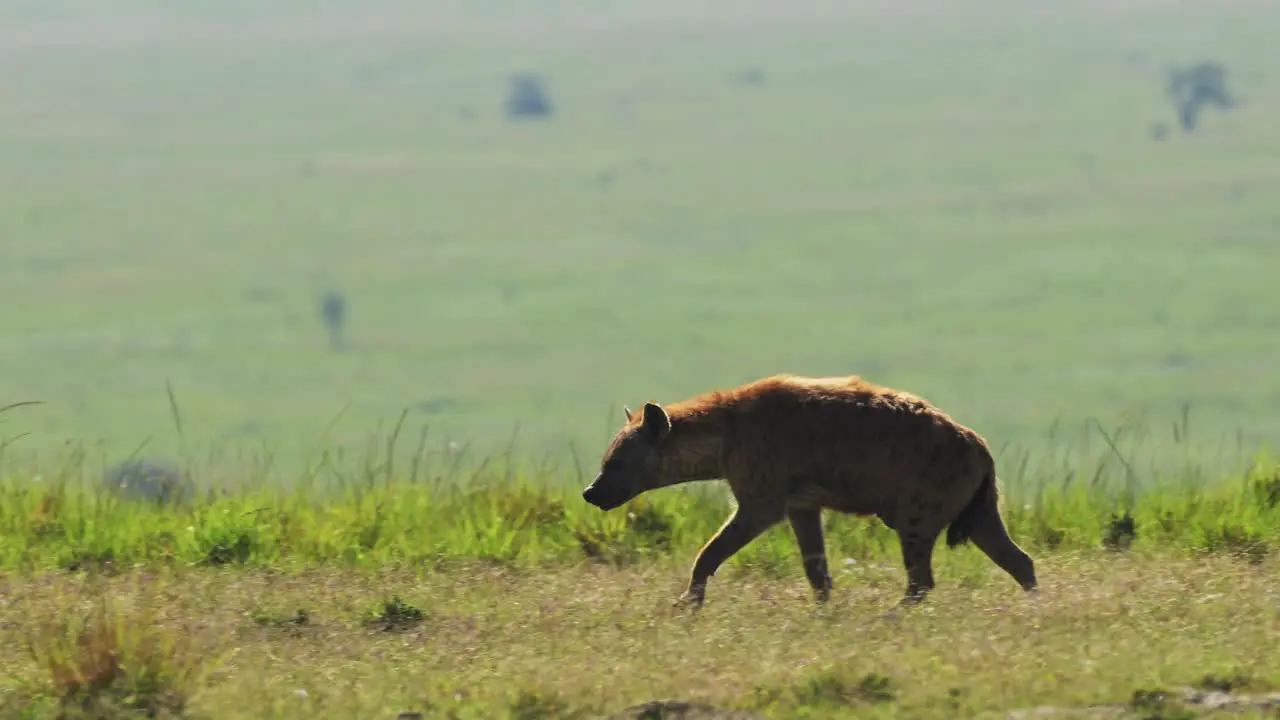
[672,587,706,610]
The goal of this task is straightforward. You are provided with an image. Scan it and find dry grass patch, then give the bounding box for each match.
[4,575,227,719]
[0,551,1277,718]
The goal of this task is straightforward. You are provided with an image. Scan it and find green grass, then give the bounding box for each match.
[2,448,1280,575]
[1,452,1279,718]
[1,0,1279,477]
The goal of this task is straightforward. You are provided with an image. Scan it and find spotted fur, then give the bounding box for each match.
[581,373,1038,608]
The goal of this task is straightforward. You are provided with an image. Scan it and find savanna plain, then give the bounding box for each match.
[1,0,1279,718]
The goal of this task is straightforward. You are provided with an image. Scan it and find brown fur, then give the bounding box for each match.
[581,373,1038,608]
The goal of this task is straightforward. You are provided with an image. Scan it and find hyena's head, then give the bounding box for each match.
[581,402,671,511]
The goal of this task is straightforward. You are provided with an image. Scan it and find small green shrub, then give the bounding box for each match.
[364,596,426,632]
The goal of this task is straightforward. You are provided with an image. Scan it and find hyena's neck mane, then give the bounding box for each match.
[657,392,733,485]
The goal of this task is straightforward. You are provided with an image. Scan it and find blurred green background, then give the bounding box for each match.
[1,0,1276,483]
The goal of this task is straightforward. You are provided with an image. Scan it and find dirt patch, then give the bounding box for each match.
[605,700,764,719]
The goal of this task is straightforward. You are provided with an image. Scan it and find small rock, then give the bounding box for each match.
[1007,687,1280,719]
[1179,686,1280,711]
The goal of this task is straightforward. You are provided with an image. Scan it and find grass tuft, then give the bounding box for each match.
[21,596,218,719]
[507,686,582,720]
[1128,688,1196,720]
[364,596,426,633]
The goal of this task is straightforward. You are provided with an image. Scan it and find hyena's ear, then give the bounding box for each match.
[640,402,671,441]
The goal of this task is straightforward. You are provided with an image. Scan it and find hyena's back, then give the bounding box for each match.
[717,374,994,527]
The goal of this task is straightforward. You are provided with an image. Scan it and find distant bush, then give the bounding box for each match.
[101,458,194,508]
[318,290,347,352]
[1165,61,1237,132]
[505,74,553,120]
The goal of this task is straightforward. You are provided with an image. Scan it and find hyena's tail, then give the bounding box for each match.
[945,467,999,548]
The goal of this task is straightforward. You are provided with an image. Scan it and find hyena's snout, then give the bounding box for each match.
[582,473,634,511]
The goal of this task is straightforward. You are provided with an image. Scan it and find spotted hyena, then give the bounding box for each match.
[581,374,1038,608]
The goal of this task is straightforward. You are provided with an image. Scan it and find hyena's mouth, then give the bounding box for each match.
[581,480,634,511]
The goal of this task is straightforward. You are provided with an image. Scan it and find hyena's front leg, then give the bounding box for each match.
[787,506,833,602]
[678,502,783,607]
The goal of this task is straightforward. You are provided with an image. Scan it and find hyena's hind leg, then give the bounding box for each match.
[787,506,833,602]
[950,476,1038,592]
[968,503,1037,591]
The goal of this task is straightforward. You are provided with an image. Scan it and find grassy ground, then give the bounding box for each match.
[1,455,1279,718]
[1,0,1279,475]
[3,554,1280,719]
